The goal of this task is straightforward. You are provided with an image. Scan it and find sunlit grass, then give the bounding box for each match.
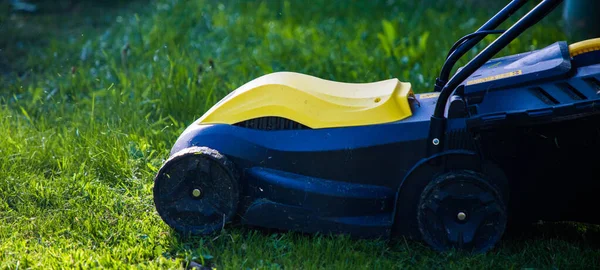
[1,0,598,268]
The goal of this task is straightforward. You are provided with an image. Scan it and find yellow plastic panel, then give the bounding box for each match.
[569,37,600,57]
[196,72,413,129]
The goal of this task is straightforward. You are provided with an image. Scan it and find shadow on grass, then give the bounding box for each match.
[0,0,148,75]
[161,218,600,269]
[504,220,600,249]
[10,0,133,14]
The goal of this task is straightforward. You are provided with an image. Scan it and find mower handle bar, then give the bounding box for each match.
[428,0,564,153]
[437,0,528,87]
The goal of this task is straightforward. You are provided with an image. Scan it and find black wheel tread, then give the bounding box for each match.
[417,169,507,253]
[153,146,240,236]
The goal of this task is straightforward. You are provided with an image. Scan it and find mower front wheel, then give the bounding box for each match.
[417,170,507,253]
[153,146,240,236]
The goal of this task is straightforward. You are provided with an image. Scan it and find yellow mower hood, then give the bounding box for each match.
[196,71,414,129]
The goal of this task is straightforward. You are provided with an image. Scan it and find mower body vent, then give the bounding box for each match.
[234,117,310,130]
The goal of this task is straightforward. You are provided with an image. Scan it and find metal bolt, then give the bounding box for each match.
[192,188,202,198]
[457,212,467,221]
[432,138,440,145]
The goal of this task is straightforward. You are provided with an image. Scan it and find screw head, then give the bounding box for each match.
[432,138,440,145]
[192,188,202,198]
[457,211,467,221]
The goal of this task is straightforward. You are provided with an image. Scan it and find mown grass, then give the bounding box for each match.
[1,0,599,268]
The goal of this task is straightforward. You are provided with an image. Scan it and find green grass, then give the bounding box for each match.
[1,0,599,268]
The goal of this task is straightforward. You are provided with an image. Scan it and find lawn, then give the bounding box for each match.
[1,0,600,268]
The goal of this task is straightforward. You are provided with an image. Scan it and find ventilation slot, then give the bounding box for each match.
[529,87,558,105]
[583,77,600,94]
[234,116,310,130]
[557,82,587,100]
[446,128,476,151]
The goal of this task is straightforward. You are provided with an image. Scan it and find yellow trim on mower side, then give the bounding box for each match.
[569,38,600,57]
[196,72,413,129]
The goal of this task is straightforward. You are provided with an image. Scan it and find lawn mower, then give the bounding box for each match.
[152,0,600,253]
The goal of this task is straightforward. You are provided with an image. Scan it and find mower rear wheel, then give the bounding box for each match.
[417,170,507,253]
[153,146,239,235]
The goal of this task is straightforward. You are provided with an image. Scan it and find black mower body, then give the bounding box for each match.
[170,96,434,238]
[458,42,600,226]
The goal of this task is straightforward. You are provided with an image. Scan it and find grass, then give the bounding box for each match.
[1,0,599,268]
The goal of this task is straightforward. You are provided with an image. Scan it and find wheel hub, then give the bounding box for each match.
[417,170,507,253]
[192,188,203,198]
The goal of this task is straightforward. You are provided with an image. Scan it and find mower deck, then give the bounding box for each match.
[167,95,438,238]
